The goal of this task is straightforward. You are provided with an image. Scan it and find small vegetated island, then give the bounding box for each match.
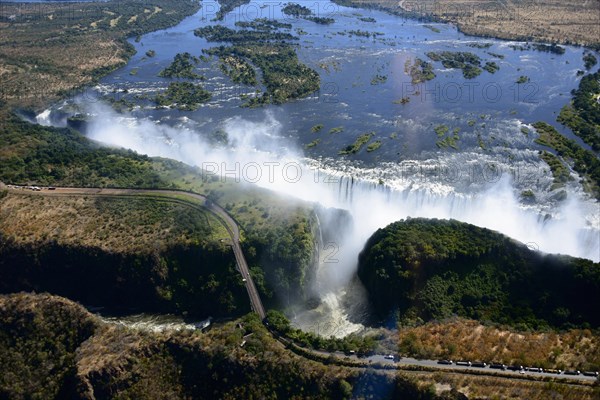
[155,52,211,110]
[158,52,204,79]
[426,51,500,79]
[339,132,375,155]
[194,20,320,106]
[358,218,600,331]
[213,0,251,21]
[404,57,435,84]
[509,43,566,55]
[282,3,335,25]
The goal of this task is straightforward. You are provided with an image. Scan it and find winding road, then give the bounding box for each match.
[3,185,596,385]
[5,185,266,320]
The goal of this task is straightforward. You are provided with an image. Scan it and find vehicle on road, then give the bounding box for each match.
[437,360,453,365]
[582,371,599,377]
[455,361,471,367]
[384,354,395,360]
[564,370,581,375]
[471,362,487,368]
[490,364,507,370]
[507,365,523,371]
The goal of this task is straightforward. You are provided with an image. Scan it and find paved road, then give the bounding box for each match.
[6,186,266,320]
[5,186,596,384]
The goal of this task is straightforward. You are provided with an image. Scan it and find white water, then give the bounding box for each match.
[98,314,198,333]
[83,104,599,336]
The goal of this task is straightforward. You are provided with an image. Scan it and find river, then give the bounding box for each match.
[37,0,600,336]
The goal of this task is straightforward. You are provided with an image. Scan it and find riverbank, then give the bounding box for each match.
[332,0,600,48]
[0,0,201,113]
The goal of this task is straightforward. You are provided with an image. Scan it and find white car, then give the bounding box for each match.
[384,354,395,360]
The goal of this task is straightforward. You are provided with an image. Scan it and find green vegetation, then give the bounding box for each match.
[0,293,98,399]
[509,43,566,55]
[358,218,600,330]
[306,17,335,25]
[0,0,201,111]
[557,71,600,151]
[0,115,321,309]
[521,127,531,135]
[539,151,570,189]
[533,121,600,199]
[0,193,250,317]
[215,0,251,21]
[235,18,292,30]
[266,310,377,355]
[155,81,211,110]
[426,51,484,79]
[145,49,156,58]
[434,124,449,137]
[393,97,410,105]
[347,29,383,38]
[370,74,388,85]
[423,25,441,33]
[158,52,203,79]
[1,294,472,400]
[487,52,505,59]
[517,75,530,84]
[482,61,500,74]
[282,3,313,17]
[205,44,320,106]
[219,55,258,85]
[280,3,335,24]
[329,126,344,134]
[583,53,598,70]
[358,17,376,23]
[467,42,492,49]
[433,125,459,149]
[195,24,319,106]
[366,141,382,152]
[305,139,321,149]
[194,25,297,43]
[405,58,435,84]
[339,132,375,155]
[311,124,324,133]
[520,189,535,199]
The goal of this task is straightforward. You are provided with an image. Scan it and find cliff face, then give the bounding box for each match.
[1,293,467,400]
[0,293,98,399]
[358,218,600,330]
[0,238,248,318]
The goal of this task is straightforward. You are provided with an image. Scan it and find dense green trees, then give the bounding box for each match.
[533,121,600,199]
[159,52,203,79]
[0,116,165,188]
[195,23,320,105]
[557,71,600,151]
[194,25,297,43]
[358,218,600,330]
[1,294,462,400]
[426,51,483,79]
[0,293,98,399]
[155,81,211,110]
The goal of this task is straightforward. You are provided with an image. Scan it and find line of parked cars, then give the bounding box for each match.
[436,360,599,377]
[6,185,55,191]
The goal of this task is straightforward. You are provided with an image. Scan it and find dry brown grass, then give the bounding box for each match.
[408,370,599,400]
[340,0,600,46]
[0,1,199,111]
[0,192,230,253]
[398,318,600,370]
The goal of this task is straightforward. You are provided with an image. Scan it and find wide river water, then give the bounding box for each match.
[38,0,599,336]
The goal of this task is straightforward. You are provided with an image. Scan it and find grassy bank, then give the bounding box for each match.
[0,0,201,112]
